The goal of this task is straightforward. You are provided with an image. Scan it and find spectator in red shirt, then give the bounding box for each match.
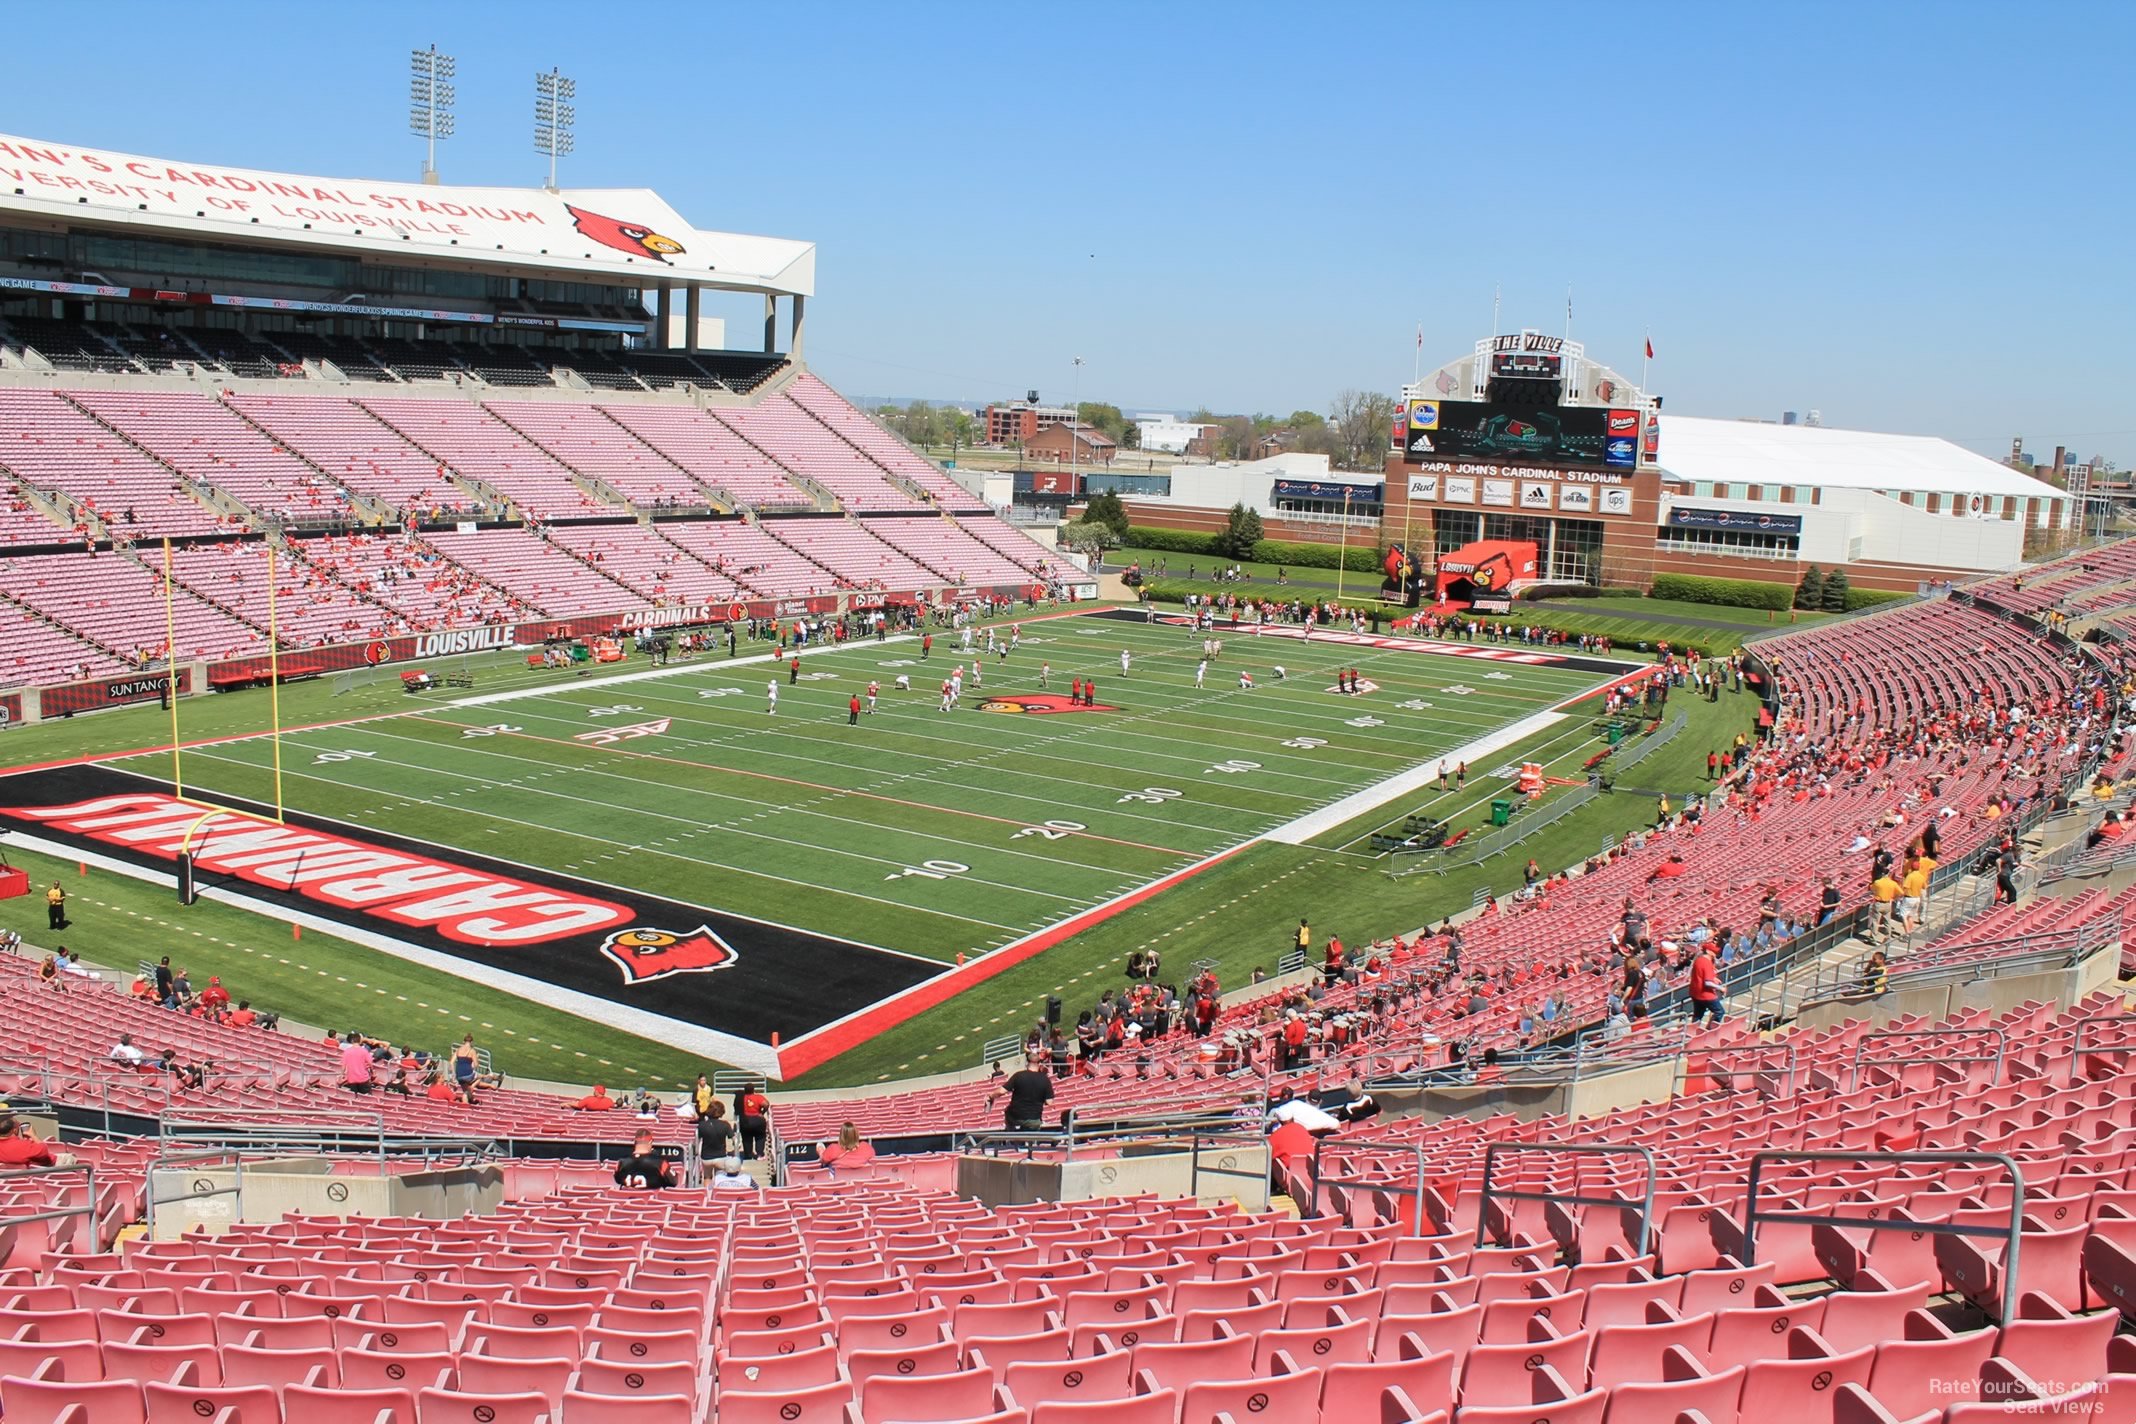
[0,1109,64,1168]
[200,976,230,1013]
[227,1001,257,1029]
[571,1085,617,1112]
[820,1122,876,1171]
[341,1035,377,1094]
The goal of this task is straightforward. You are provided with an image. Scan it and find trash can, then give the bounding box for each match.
[1490,799,1514,827]
[1607,722,1625,746]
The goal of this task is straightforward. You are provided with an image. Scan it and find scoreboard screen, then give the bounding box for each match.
[1490,350,1562,381]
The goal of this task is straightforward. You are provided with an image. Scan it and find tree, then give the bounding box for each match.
[945,409,974,460]
[1119,423,1141,451]
[1794,565,1825,610]
[1214,502,1264,560]
[1296,422,1338,458]
[1076,402,1128,443]
[1218,415,1256,461]
[1821,566,1851,612]
[1060,521,1120,553]
[1080,489,1130,540]
[1329,389,1399,472]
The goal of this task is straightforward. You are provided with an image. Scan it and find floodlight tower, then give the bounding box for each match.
[410,45,456,184]
[535,67,577,192]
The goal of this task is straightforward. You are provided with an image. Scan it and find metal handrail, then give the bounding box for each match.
[1184,1127,1271,1210]
[0,1162,101,1240]
[1476,1142,1658,1255]
[144,1146,244,1237]
[1744,1149,2027,1327]
[2072,1014,2136,1065]
[1675,1041,1799,1099]
[1306,1138,1430,1233]
[1851,1028,2007,1091]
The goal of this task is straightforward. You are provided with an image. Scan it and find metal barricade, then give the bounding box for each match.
[1850,1028,2007,1091]
[1476,1142,1658,1255]
[1674,1041,1798,1100]
[1306,1137,1429,1233]
[2072,1014,2136,1068]
[1744,1149,2027,1326]
[0,1162,100,1251]
[145,1147,244,1237]
[1185,1127,1271,1211]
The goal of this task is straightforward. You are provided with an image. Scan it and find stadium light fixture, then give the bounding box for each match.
[535,67,577,193]
[409,45,457,185]
[1070,356,1084,483]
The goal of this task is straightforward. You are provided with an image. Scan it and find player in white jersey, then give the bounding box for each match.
[970,659,983,689]
[1040,661,1051,687]
[865,680,879,714]
[1120,649,1132,676]
[766,681,779,715]
[1195,659,1207,688]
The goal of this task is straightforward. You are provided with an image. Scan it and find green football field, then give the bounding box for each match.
[99,611,1618,966]
[0,607,1642,1081]
[0,604,1770,1089]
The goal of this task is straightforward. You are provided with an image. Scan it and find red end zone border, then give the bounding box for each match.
[774,840,1253,1078]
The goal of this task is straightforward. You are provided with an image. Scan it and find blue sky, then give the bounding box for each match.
[8,1,2132,463]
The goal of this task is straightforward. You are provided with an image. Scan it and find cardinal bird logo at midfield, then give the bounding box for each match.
[565,204,687,264]
[598,926,737,984]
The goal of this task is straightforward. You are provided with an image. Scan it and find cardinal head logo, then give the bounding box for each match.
[566,204,686,264]
[598,925,736,984]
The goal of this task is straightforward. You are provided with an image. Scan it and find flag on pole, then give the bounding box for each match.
[1415,324,1423,350]
[1645,336,1655,360]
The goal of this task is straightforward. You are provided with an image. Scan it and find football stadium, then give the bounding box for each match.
[0,36,2134,1424]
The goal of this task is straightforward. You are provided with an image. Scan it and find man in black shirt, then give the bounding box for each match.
[614,1131,674,1189]
[695,1101,735,1162]
[995,1061,1054,1131]
[1818,877,1843,926]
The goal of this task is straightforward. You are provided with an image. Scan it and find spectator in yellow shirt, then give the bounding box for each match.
[1898,859,1930,932]
[1870,871,1902,940]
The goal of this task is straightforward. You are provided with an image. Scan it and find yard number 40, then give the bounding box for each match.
[885,859,970,882]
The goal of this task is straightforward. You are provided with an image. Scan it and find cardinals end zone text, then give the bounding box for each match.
[0,764,929,1044]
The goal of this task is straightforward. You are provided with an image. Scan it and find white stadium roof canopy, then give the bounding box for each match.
[0,132,813,296]
[1656,415,2058,501]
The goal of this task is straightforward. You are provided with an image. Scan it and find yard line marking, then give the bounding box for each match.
[398,715,1196,856]
[179,737,1092,909]
[101,757,1024,942]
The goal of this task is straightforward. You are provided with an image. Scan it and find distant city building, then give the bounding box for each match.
[983,400,1075,446]
[1783,411,1799,426]
[1024,424,1117,466]
[1133,414,1221,455]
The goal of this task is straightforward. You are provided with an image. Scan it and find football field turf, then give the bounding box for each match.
[0,609,1633,1078]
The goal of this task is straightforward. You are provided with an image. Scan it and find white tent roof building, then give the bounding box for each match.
[1652,415,2072,576]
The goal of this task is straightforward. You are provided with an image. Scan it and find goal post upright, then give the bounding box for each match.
[268,541,285,824]
[163,537,184,802]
